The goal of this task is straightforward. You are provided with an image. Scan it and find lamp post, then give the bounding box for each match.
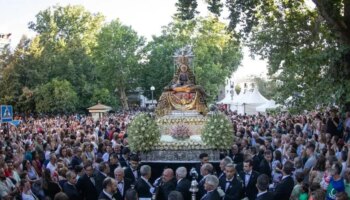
[150,86,155,107]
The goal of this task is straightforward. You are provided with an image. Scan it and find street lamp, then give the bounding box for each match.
[150,86,155,107]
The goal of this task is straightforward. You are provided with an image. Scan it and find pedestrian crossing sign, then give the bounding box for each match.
[1,105,13,122]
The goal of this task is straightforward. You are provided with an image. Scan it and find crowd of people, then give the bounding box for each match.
[0,107,350,200]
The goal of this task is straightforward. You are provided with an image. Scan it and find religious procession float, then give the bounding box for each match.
[127,46,234,162]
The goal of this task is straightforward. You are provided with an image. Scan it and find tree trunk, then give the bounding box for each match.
[119,88,129,111]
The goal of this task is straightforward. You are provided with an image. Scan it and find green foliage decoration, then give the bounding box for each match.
[202,112,234,149]
[127,113,160,152]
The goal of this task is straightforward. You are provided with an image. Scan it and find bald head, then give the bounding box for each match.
[162,168,174,183]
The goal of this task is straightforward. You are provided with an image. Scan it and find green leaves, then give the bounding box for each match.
[94,19,145,110]
[175,0,199,20]
[34,79,78,113]
[140,17,242,103]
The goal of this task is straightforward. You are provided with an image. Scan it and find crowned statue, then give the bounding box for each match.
[155,46,208,116]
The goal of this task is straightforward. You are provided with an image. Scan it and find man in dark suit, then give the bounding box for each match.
[108,153,120,177]
[258,150,272,181]
[156,168,177,200]
[218,157,233,180]
[124,154,140,184]
[119,147,130,167]
[76,163,98,200]
[134,165,153,199]
[70,147,83,169]
[239,159,259,200]
[197,163,214,200]
[113,167,132,200]
[230,144,244,165]
[63,171,82,200]
[175,167,191,200]
[256,174,274,200]
[195,153,210,181]
[95,162,110,195]
[273,161,294,200]
[201,175,221,200]
[98,177,117,200]
[250,146,261,172]
[219,164,242,200]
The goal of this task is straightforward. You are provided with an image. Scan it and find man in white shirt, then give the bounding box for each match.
[102,145,113,162]
[46,153,57,176]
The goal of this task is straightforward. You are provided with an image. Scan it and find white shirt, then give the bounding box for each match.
[117,179,124,196]
[102,152,110,162]
[225,177,234,191]
[46,161,57,176]
[21,190,37,200]
[245,170,252,187]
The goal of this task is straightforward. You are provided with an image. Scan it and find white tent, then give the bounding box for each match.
[230,89,249,112]
[231,88,269,115]
[217,86,237,105]
[217,94,234,104]
[256,100,279,113]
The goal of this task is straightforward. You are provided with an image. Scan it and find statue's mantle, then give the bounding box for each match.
[140,149,220,162]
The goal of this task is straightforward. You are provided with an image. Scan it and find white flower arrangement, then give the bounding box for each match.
[127,113,160,152]
[202,112,234,149]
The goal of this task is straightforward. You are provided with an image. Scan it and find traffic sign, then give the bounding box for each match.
[1,105,13,122]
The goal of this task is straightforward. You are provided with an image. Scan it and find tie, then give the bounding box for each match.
[225,181,230,191]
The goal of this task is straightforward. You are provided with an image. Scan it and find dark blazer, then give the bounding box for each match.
[217,172,225,180]
[176,178,191,200]
[219,176,242,200]
[195,163,204,181]
[157,178,177,200]
[134,177,152,198]
[98,191,113,200]
[63,182,82,200]
[113,178,132,200]
[230,153,244,164]
[119,156,128,168]
[252,154,261,171]
[201,189,221,200]
[43,181,61,200]
[197,176,207,200]
[124,167,140,184]
[70,156,83,169]
[258,159,272,181]
[273,176,294,200]
[76,174,98,200]
[95,171,107,195]
[109,164,119,178]
[256,192,274,200]
[238,171,259,200]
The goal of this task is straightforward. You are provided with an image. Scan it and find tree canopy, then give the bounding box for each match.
[175,0,350,111]
[139,17,242,102]
[0,4,243,113]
